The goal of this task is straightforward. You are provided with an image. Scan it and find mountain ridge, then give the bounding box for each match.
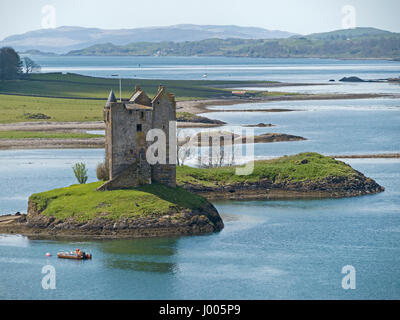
[64,27,400,60]
[0,24,298,53]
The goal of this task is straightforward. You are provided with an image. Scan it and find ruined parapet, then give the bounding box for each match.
[129,86,152,106]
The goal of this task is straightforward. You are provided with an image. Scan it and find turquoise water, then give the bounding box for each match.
[0,160,399,299]
[1,57,400,299]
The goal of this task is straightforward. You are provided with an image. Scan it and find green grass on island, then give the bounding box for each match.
[30,153,357,223]
[0,131,103,139]
[30,182,208,222]
[176,153,357,187]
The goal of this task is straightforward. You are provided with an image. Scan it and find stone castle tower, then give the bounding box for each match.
[98,85,176,191]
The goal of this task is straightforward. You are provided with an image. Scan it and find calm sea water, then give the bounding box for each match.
[1,57,400,299]
[0,159,399,299]
[238,82,400,95]
[31,55,400,83]
[207,97,400,157]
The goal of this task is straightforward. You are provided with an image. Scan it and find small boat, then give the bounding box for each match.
[57,251,92,260]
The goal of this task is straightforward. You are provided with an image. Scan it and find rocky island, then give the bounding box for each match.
[0,153,384,238]
[0,183,223,239]
[176,153,384,200]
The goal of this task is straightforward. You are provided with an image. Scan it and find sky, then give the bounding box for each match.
[0,0,400,40]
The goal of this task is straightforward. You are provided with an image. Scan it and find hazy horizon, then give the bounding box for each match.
[1,0,400,41]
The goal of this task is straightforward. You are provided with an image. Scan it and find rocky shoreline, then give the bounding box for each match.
[175,93,392,114]
[181,171,384,200]
[0,166,385,239]
[1,132,306,150]
[0,199,224,239]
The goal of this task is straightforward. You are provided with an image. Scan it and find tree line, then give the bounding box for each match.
[67,34,400,60]
[0,47,41,80]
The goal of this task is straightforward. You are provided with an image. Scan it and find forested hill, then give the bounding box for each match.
[66,28,400,59]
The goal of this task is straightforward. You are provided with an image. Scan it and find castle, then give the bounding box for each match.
[98,85,176,191]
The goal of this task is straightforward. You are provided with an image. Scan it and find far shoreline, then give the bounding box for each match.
[0,92,396,150]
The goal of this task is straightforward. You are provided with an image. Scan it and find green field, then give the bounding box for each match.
[0,94,106,123]
[0,94,230,124]
[176,152,357,186]
[0,73,279,124]
[0,131,103,139]
[30,182,208,222]
[0,72,269,99]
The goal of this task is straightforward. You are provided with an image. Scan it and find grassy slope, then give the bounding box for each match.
[0,73,268,100]
[0,131,103,139]
[30,182,208,222]
[0,94,212,124]
[176,153,356,187]
[0,94,104,123]
[0,73,280,124]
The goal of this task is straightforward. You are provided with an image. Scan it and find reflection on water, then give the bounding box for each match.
[107,260,178,274]
[99,237,178,256]
[0,234,30,247]
[99,238,179,274]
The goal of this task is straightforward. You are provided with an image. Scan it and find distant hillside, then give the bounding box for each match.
[0,25,297,53]
[302,27,393,40]
[66,28,400,59]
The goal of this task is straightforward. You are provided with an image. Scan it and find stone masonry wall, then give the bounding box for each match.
[151,89,176,188]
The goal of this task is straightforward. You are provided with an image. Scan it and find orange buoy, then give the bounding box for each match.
[46,253,51,257]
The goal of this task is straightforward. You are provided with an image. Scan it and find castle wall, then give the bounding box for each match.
[151,90,177,188]
[107,103,152,187]
[101,86,177,191]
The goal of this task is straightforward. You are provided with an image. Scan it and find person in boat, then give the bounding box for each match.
[75,248,87,259]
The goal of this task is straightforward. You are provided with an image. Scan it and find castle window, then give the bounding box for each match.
[140,111,144,119]
[137,124,142,132]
